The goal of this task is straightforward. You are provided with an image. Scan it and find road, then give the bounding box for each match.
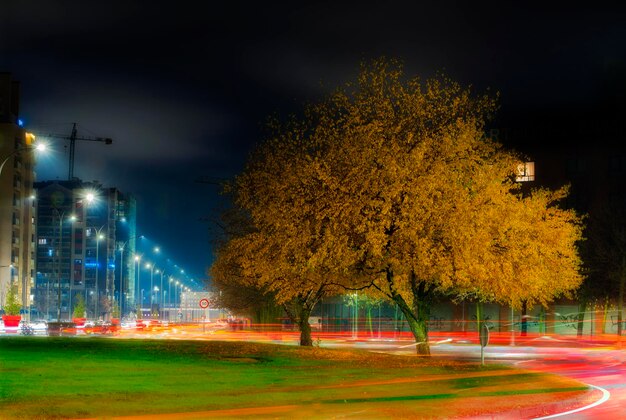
[324,336,626,419]
[192,328,626,419]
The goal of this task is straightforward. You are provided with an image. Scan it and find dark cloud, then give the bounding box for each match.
[2,1,626,280]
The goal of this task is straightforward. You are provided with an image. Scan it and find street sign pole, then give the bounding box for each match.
[479,323,489,366]
[199,298,210,333]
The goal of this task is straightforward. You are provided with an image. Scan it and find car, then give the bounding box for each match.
[29,320,48,335]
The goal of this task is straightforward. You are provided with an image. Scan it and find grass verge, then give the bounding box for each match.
[0,337,589,419]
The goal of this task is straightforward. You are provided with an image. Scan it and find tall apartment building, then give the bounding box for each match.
[34,180,136,321]
[0,73,37,316]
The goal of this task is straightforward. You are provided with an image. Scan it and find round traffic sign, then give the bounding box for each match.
[199,298,210,309]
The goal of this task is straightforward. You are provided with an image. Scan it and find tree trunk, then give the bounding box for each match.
[577,300,587,338]
[391,290,431,356]
[475,302,483,336]
[618,270,625,337]
[297,307,313,346]
[521,301,528,337]
[602,296,609,335]
[383,269,433,355]
[283,297,316,347]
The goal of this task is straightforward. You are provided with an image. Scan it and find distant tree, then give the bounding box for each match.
[111,302,121,319]
[212,273,283,325]
[72,293,86,319]
[3,284,22,316]
[99,296,112,320]
[343,292,383,336]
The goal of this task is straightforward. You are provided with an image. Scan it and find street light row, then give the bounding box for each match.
[136,257,193,309]
[2,134,200,320]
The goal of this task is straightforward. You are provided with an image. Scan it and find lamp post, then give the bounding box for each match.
[153,286,159,315]
[93,228,105,320]
[54,209,75,321]
[68,192,95,320]
[159,270,166,318]
[0,138,46,177]
[140,289,144,318]
[1,137,46,314]
[175,281,180,321]
[168,277,174,308]
[145,263,157,313]
[134,255,141,315]
[184,287,190,322]
[112,236,144,320]
[117,242,126,320]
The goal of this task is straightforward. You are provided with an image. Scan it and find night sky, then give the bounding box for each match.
[2,1,625,285]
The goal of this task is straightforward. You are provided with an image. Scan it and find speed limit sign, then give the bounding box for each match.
[199,298,210,309]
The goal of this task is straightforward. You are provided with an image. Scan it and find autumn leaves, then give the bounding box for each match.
[211,59,583,353]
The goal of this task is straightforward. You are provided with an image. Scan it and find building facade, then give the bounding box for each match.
[33,180,136,321]
[0,73,37,317]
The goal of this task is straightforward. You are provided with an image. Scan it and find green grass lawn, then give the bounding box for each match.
[0,337,589,419]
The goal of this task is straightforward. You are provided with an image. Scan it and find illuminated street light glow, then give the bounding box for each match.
[0,135,49,177]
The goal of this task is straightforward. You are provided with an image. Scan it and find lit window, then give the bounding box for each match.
[38,238,47,245]
[516,162,535,182]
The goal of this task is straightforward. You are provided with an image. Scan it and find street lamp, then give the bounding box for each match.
[158,269,166,318]
[68,192,95,320]
[175,281,180,320]
[134,255,142,314]
[92,227,106,320]
[0,136,46,177]
[1,137,46,314]
[140,289,144,317]
[54,210,76,321]
[168,277,174,308]
[153,286,159,315]
[145,263,157,311]
[117,242,126,320]
[113,236,144,320]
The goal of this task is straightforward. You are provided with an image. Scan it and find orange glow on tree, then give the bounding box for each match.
[211,58,584,354]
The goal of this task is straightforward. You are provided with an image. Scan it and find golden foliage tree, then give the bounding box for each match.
[210,197,350,345]
[212,58,584,353]
[211,219,348,345]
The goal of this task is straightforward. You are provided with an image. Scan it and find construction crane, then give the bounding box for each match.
[38,122,113,180]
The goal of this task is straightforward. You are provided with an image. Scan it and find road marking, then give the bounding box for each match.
[397,338,452,348]
[531,384,610,419]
